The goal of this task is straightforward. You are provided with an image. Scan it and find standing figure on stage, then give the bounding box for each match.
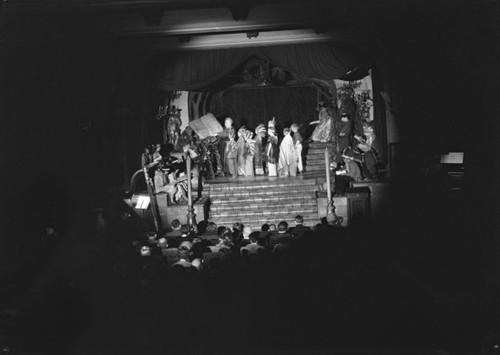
[254,123,267,175]
[167,113,182,151]
[291,123,303,174]
[278,127,298,177]
[219,117,235,175]
[236,127,248,176]
[266,126,279,177]
[337,113,352,156]
[224,128,238,178]
[243,129,256,177]
[310,102,333,142]
[141,145,153,168]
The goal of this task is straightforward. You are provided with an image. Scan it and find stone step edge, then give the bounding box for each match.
[210,202,317,210]
[208,219,320,228]
[210,202,317,209]
[209,211,318,218]
[207,193,317,199]
[209,209,318,217]
[204,181,317,189]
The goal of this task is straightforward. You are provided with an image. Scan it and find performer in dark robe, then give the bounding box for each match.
[337,113,352,156]
[224,129,238,177]
[253,123,267,175]
[219,117,234,176]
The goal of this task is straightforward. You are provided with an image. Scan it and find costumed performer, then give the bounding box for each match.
[224,128,238,178]
[236,127,248,176]
[266,126,279,177]
[310,102,333,142]
[278,127,298,177]
[290,123,303,174]
[336,146,362,182]
[167,111,182,151]
[337,113,352,156]
[243,129,255,177]
[254,123,267,175]
[219,117,235,176]
[354,123,381,179]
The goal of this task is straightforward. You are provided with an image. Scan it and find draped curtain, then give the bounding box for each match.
[155,41,370,91]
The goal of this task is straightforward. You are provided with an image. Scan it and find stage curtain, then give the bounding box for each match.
[155,41,369,91]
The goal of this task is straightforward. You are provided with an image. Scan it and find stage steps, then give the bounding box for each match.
[205,177,319,230]
[304,141,335,173]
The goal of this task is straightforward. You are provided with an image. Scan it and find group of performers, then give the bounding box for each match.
[141,143,189,205]
[140,100,383,204]
[220,117,304,178]
[310,101,382,182]
[218,116,304,178]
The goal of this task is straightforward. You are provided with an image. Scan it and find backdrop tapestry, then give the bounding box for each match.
[205,85,318,137]
[154,42,370,91]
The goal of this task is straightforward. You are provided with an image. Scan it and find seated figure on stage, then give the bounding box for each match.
[254,123,267,175]
[151,147,189,204]
[353,123,381,179]
[336,146,363,182]
[266,126,279,177]
[278,127,298,177]
[310,102,334,142]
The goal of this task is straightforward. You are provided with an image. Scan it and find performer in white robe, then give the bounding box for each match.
[236,127,247,176]
[291,123,303,173]
[278,128,297,177]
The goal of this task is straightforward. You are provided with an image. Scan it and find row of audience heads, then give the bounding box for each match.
[138,216,304,256]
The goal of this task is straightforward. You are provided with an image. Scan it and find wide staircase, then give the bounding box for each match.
[304,141,336,173]
[205,177,319,230]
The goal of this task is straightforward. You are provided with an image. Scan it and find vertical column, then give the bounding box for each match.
[186,154,197,226]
